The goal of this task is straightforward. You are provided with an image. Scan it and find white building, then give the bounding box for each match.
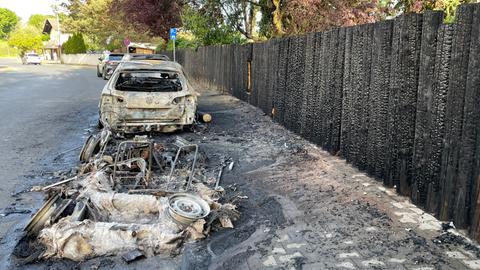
[42,19,71,61]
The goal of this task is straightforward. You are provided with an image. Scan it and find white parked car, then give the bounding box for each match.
[22,53,42,65]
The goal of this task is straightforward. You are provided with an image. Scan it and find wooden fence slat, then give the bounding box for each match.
[411,11,444,207]
[367,20,394,179]
[439,4,475,226]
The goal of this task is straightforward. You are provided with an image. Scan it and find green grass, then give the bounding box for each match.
[0,40,19,58]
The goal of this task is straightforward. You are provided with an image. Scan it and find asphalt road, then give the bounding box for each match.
[0,58,105,267]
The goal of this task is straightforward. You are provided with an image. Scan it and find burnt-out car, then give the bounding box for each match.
[98,60,197,133]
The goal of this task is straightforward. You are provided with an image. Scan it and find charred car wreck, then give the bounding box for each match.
[15,131,240,263]
[99,60,197,133]
[14,57,236,265]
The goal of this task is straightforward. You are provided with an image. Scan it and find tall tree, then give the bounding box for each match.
[181,3,245,46]
[27,14,55,30]
[0,8,19,39]
[110,0,184,40]
[190,0,262,41]
[392,0,473,22]
[186,0,386,39]
[7,26,43,55]
[63,33,87,54]
[61,0,151,50]
[277,0,385,35]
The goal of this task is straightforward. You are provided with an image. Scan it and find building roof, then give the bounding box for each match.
[128,42,157,50]
[42,18,59,34]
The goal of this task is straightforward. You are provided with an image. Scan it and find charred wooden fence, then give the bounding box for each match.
[168,3,480,239]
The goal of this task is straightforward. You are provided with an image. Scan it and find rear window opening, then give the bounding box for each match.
[108,55,124,61]
[115,71,182,92]
[27,54,39,57]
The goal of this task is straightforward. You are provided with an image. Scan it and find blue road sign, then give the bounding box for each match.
[170,28,177,40]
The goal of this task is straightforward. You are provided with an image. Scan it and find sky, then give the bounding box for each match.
[0,0,64,22]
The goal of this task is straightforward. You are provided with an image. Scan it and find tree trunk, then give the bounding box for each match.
[272,0,284,36]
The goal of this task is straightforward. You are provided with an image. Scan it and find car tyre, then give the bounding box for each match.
[97,66,102,77]
[102,69,107,80]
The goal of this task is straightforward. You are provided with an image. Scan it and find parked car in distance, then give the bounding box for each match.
[121,54,170,62]
[98,60,197,133]
[97,53,124,80]
[22,53,42,65]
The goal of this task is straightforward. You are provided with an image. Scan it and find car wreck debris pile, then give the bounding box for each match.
[16,128,240,262]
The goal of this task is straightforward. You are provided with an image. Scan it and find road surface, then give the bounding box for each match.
[0,58,105,267]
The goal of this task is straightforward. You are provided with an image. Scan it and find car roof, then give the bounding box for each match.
[117,60,183,72]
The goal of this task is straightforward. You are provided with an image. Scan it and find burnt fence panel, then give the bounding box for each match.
[273,38,290,125]
[284,35,307,134]
[467,5,480,239]
[340,28,353,161]
[161,3,480,241]
[300,33,317,140]
[366,20,393,180]
[330,28,346,154]
[411,11,444,208]
[439,4,476,227]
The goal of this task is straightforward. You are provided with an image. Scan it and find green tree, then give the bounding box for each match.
[373,0,473,23]
[164,32,197,50]
[184,0,260,41]
[28,14,55,29]
[62,0,151,50]
[0,8,19,39]
[62,33,87,54]
[7,26,43,55]
[27,14,55,42]
[0,40,19,57]
[181,5,245,46]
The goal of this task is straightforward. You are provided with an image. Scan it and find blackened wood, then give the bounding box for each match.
[367,20,394,180]
[439,4,475,225]
[411,11,444,207]
[387,13,423,195]
[340,28,354,160]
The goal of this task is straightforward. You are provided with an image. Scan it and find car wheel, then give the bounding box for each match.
[102,69,107,80]
[96,66,102,77]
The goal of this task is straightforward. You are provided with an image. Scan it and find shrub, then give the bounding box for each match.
[62,33,87,54]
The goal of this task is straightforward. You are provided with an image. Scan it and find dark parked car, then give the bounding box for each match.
[97,53,124,80]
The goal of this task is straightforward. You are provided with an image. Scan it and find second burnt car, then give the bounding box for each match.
[98,59,197,133]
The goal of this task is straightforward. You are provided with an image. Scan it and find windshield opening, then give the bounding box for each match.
[115,71,182,92]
